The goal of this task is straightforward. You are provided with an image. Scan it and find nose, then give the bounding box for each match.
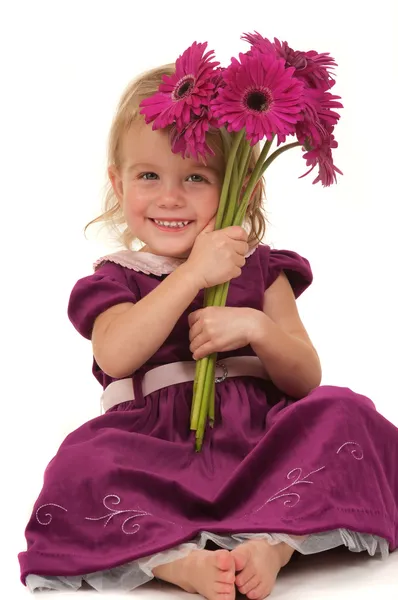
[155,180,185,208]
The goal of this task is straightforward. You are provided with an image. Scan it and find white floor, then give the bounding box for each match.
[10,548,398,599]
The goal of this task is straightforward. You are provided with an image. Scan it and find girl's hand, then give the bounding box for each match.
[184,216,249,290]
[188,306,258,360]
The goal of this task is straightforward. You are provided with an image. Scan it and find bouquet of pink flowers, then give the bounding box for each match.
[140,32,343,451]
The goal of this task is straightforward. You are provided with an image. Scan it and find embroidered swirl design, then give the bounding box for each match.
[336,441,364,460]
[249,441,364,513]
[36,503,68,525]
[85,494,151,535]
[257,465,326,510]
[34,441,365,531]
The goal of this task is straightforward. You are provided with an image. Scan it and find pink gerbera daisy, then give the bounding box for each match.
[169,69,222,161]
[296,87,343,147]
[273,38,338,91]
[241,31,275,55]
[140,42,219,130]
[170,106,218,162]
[300,126,343,186]
[242,32,338,91]
[211,49,304,146]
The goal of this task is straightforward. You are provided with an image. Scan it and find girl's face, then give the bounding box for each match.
[110,120,224,258]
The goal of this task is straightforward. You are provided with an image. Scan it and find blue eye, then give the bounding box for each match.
[139,172,207,182]
[188,174,206,183]
[140,172,158,180]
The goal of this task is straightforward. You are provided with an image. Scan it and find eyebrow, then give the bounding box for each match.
[127,162,221,175]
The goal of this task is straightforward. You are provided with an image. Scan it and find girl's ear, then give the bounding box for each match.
[108,165,124,206]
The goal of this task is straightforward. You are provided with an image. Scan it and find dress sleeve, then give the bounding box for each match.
[67,262,139,340]
[266,248,313,298]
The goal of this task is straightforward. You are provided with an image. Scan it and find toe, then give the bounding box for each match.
[220,591,235,600]
[216,569,235,584]
[238,574,260,596]
[215,582,235,594]
[231,547,249,572]
[247,582,272,599]
[235,565,256,588]
[215,549,234,572]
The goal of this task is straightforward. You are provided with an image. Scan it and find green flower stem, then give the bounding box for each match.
[191,286,216,428]
[222,133,247,228]
[191,285,218,433]
[192,137,304,450]
[208,361,216,426]
[237,143,253,201]
[207,279,230,423]
[195,355,215,449]
[204,131,248,307]
[193,132,249,448]
[198,353,216,439]
[235,134,244,164]
[235,138,273,222]
[191,130,245,442]
[204,279,230,427]
[190,354,205,422]
[230,160,240,207]
[215,130,245,231]
[193,279,231,444]
[221,281,230,305]
[190,355,209,430]
[215,130,232,230]
[234,192,252,227]
[204,286,212,305]
[259,141,301,176]
[238,142,251,182]
[192,131,298,450]
[235,140,302,226]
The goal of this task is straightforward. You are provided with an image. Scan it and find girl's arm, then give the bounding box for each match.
[249,272,322,398]
[92,264,201,379]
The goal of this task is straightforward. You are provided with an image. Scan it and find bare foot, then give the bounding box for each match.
[231,539,295,599]
[152,548,236,600]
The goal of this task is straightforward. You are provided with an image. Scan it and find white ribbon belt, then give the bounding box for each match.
[100,356,268,413]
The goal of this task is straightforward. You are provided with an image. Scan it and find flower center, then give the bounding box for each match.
[173,75,195,100]
[245,88,272,112]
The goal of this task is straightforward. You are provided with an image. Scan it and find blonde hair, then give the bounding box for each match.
[85,64,268,249]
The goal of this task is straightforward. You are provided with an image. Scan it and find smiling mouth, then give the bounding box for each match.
[149,219,193,231]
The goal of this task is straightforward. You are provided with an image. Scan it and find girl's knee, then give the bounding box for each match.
[301,384,376,412]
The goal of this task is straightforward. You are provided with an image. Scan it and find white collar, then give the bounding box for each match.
[93,245,259,276]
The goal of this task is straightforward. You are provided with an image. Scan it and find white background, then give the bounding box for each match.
[1,0,397,598]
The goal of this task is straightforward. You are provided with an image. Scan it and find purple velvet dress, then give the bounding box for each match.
[18,243,398,592]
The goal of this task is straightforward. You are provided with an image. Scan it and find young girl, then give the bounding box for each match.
[19,64,398,600]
